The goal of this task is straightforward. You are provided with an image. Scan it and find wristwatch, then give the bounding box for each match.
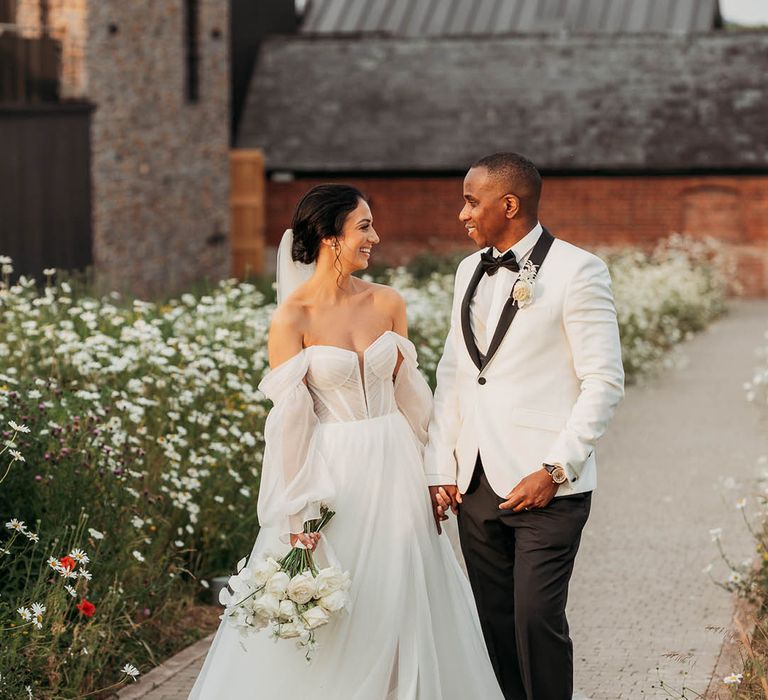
[543,463,568,485]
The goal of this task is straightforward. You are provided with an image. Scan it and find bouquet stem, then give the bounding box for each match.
[282,507,335,577]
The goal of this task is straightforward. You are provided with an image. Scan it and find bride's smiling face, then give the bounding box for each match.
[326,198,379,272]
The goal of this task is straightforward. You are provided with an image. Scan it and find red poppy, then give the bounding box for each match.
[76,599,96,617]
[59,556,76,572]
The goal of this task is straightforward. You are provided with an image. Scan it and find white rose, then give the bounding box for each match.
[278,599,296,620]
[512,280,533,306]
[301,605,330,629]
[277,620,302,638]
[251,557,281,587]
[287,572,317,604]
[318,589,347,613]
[315,567,347,597]
[265,571,290,598]
[253,593,281,619]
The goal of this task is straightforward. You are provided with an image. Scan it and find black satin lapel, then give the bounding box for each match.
[460,258,486,370]
[481,230,556,371]
[482,299,519,370]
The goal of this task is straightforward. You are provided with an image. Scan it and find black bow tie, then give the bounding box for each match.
[480,249,519,276]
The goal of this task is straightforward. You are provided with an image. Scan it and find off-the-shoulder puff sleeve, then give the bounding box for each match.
[257,352,334,543]
[391,334,433,449]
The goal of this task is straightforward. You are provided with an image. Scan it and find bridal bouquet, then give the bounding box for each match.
[218,506,350,660]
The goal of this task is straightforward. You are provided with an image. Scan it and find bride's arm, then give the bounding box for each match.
[257,307,331,549]
[423,267,465,488]
[388,292,433,448]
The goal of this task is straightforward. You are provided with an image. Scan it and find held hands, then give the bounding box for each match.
[290,532,321,550]
[428,485,462,535]
[499,468,559,512]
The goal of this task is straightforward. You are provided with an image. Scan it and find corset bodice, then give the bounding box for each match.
[305,332,401,423]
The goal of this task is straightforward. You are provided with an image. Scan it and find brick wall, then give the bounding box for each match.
[266,174,768,296]
[13,0,231,298]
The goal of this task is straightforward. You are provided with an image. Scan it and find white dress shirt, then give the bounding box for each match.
[470,222,543,354]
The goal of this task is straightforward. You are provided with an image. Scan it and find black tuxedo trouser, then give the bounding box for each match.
[457,456,591,700]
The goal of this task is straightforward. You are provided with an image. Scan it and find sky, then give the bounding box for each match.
[719,0,768,24]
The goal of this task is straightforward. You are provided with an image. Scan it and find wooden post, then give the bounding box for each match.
[230,148,265,278]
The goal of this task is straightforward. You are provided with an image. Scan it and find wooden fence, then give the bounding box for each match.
[230,149,265,278]
[0,102,93,278]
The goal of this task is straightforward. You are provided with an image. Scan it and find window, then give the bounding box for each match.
[184,0,199,102]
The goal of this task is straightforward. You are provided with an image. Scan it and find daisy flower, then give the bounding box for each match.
[5,518,26,532]
[121,663,140,681]
[69,548,90,565]
[30,603,45,628]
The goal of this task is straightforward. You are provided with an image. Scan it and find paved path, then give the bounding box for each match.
[568,300,768,699]
[119,301,768,700]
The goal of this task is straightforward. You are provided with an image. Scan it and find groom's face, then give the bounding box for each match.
[460,167,509,249]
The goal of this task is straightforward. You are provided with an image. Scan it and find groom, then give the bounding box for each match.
[424,153,624,700]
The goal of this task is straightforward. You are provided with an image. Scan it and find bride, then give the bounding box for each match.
[189,185,502,699]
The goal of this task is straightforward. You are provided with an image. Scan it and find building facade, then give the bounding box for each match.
[11,0,230,297]
[240,29,768,295]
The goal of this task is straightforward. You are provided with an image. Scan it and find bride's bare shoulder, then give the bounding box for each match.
[359,280,407,333]
[268,299,308,366]
[359,279,405,311]
[270,298,308,333]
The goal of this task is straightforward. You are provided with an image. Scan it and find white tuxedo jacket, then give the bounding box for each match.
[424,232,625,498]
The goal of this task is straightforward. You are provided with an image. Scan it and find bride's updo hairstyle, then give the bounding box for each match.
[291,184,366,264]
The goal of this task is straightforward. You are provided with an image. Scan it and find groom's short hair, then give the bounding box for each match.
[472,152,542,210]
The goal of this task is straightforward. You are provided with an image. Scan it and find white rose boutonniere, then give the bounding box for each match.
[511,259,539,309]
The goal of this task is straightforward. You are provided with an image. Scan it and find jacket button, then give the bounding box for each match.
[478,377,486,385]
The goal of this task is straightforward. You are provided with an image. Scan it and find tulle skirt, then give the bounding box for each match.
[189,411,503,699]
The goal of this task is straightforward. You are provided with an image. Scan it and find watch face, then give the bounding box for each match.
[553,467,567,484]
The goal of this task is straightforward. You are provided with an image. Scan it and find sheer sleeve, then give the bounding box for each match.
[391,333,434,449]
[256,352,335,543]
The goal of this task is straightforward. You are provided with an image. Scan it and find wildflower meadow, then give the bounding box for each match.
[0,236,728,697]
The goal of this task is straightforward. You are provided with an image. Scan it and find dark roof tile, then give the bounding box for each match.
[238,33,768,172]
[299,0,721,35]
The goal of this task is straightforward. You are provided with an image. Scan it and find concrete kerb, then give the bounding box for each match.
[114,634,214,699]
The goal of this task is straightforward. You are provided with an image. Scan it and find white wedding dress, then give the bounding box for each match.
[189,331,503,699]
